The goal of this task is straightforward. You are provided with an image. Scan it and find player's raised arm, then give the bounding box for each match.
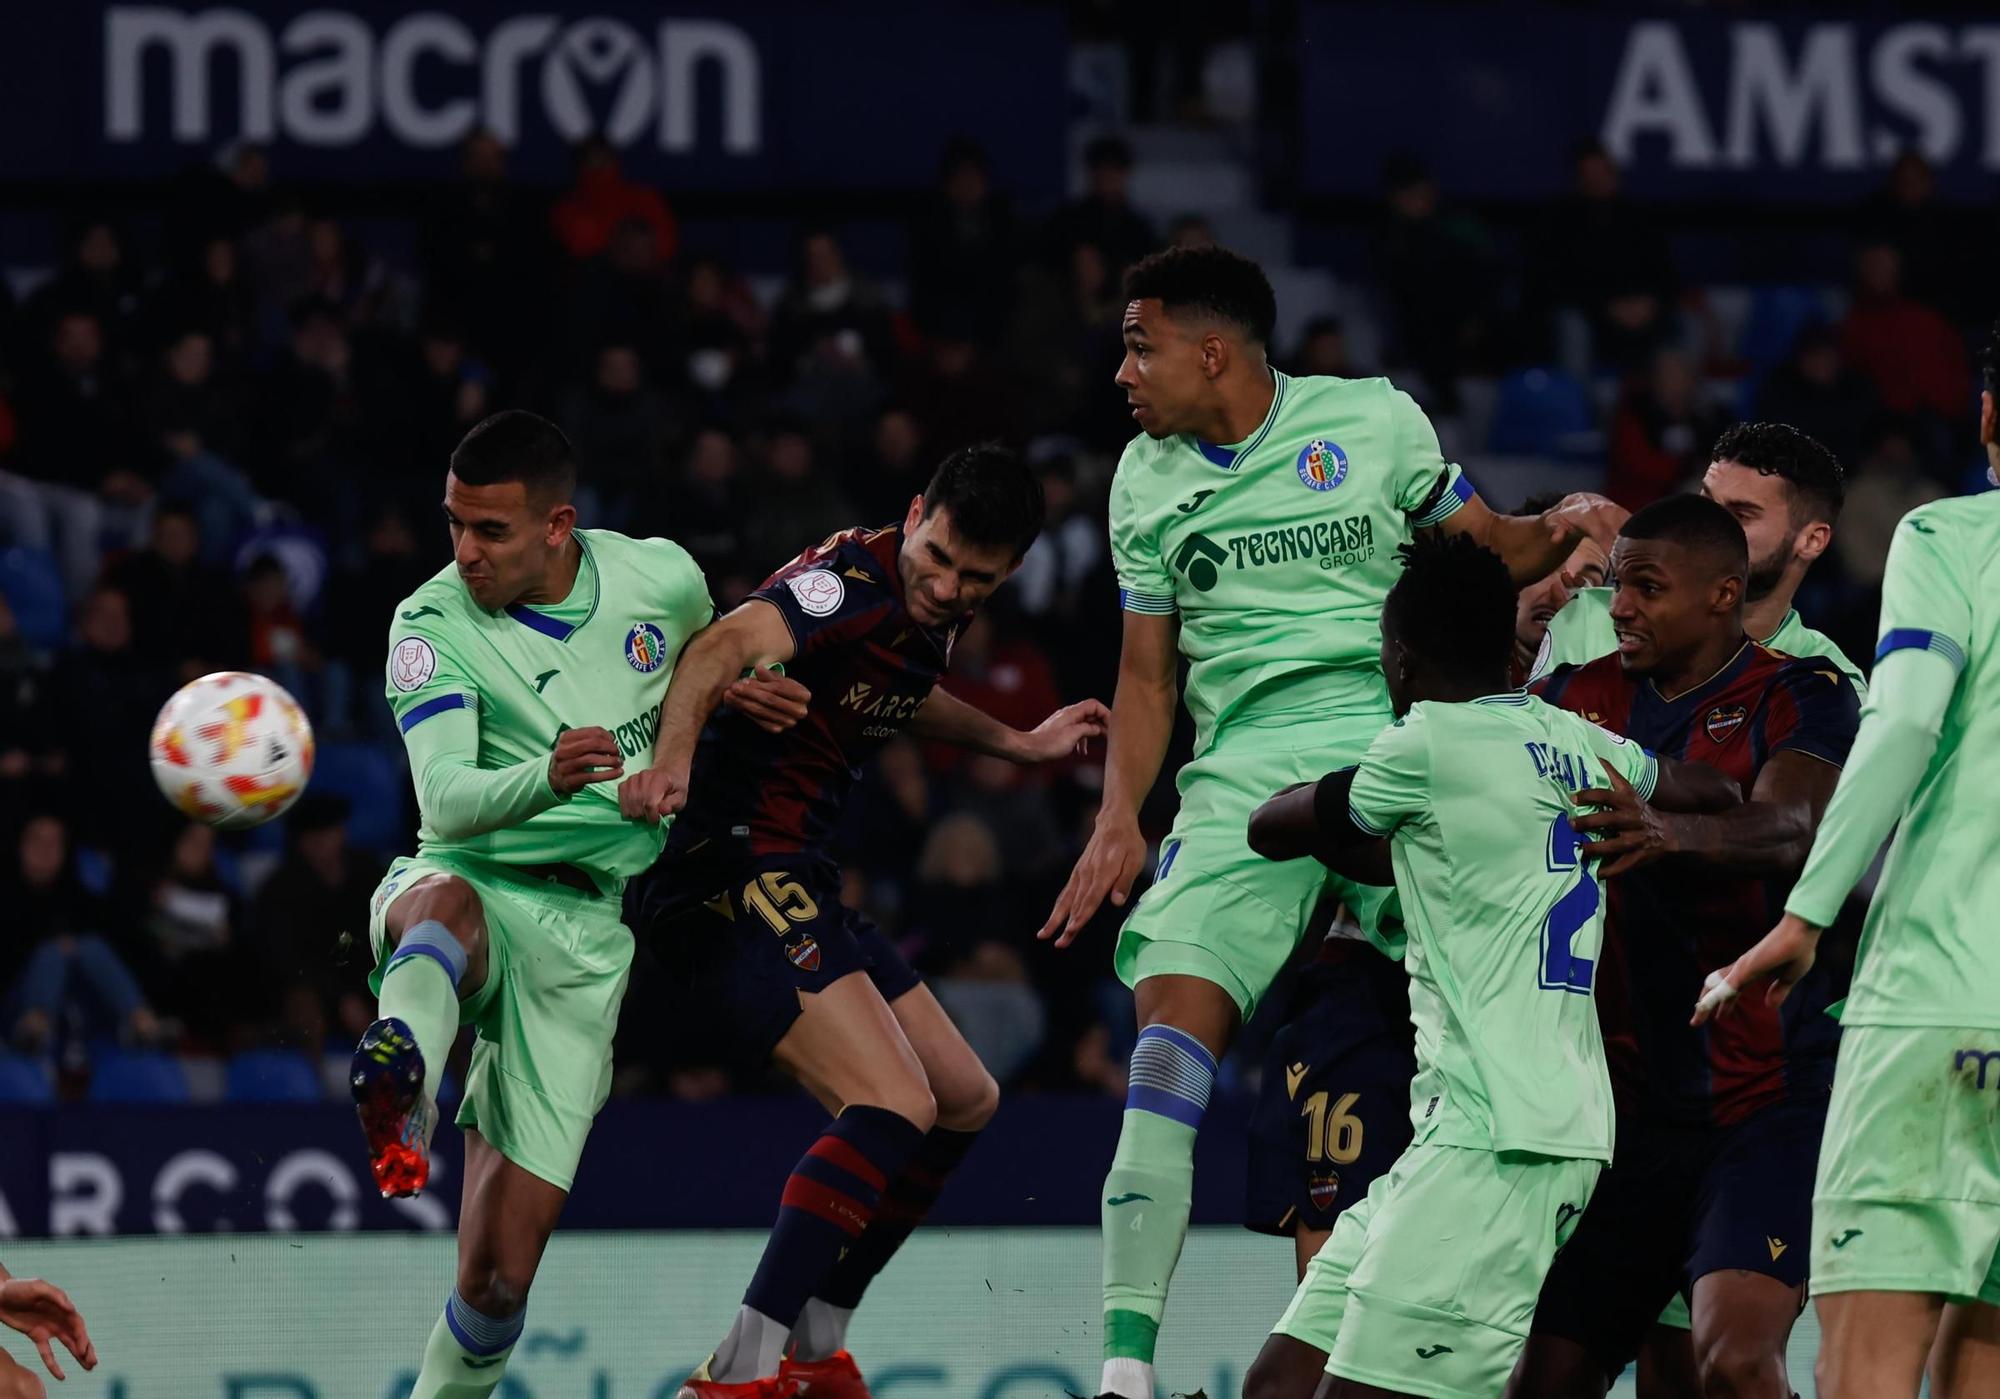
[1038,608,1179,946]
[619,597,796,823]
[1247,769,1393,887]
[1442,491,1630,585]
[910,687,1109,763]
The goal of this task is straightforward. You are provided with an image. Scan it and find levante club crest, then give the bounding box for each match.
[1704,704,1748,743]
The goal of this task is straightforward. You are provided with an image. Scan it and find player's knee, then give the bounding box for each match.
[0,1357,45,1399]
[1242,1335,1320,1399]
[398,876,488,961]
[1695,1333,1784,1398]
[893,1084,938,1135]
[939,1066,999,1131]
[456,1263,531,1321]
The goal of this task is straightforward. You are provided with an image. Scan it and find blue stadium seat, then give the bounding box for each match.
[1739,286,1827,368]
[0,1054,53,1104]
[1486,368,1596,457]
[225,1049,324,1104]
[87,1050,191,1104]
[0,546,67,651]
[309,741,405,853]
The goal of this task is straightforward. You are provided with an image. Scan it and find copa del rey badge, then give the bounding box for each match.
[787,569,845,617]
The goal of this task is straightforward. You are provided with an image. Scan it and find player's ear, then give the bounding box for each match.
[544,499,577,546]
[1982,390,1996,446]
[1714,573,1743,616]
[1201,330,1229,381]
[904,495,925,533]
[1793,519,1831,567]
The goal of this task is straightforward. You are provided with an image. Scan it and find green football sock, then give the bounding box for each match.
[378,919,467,1106]
[410,1295,521,1398]
[1101,1106,1198,1366]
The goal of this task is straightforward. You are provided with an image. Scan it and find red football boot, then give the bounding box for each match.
[780,1349,873,1398]
[676,1356,800,1398]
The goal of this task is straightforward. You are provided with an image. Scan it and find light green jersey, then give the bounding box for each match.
[1347,694,1659,1160]
[1787,494,2000,1029]
[383,529,712,886]
[1109,372,1471,748]
[1531,586,1866,699]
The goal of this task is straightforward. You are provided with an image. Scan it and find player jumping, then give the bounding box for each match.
[1694,325,2000,1399]
[618,444,1108,1399]
[351,411,800,1397]
[1507,495,1860,1399]
[1240,535,1734,1399]
[1033,244,1625,1399]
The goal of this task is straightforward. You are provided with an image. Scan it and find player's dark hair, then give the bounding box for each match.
[1710,421,1845,526]
[1620,494,1748,576]
[1382,534,1517,686]
[1982,319,2000,398]
[1516,490,1566,517]
[1123,246,1277,346]
[448,410,577,505]
[920,442,1045,560]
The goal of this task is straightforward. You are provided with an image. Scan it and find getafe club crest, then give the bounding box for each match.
[1296,438,1349,492]
[1704,704,1748,743]
[625,622,667,673]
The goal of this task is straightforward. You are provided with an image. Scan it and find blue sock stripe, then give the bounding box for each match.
[1124,1025,1217,1127]
[444,1292,522,1357]
[388,919,468,990]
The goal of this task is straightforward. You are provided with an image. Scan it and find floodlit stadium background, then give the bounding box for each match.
[1,3,1992,1395]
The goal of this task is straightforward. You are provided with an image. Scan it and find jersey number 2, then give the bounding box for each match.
[1541,812,1597,994]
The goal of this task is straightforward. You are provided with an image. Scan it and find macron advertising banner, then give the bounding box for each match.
[0,4,1066,194]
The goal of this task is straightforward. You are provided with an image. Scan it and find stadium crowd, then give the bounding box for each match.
[0,122,1989,1106]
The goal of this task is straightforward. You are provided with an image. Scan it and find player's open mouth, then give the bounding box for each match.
[1614,628,1646,653]
[1531,606,1559,625]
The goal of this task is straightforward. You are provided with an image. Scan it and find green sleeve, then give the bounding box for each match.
[1348,712,1429,836]
[386,612,561,842]
[1108,446,1174,614]
[652,537,716,636]
[401,705,564,842]
[1530,590,1617,684]
[1580,722,1658,802]
[1387,386,1472,527]
[1785,511,1967,925]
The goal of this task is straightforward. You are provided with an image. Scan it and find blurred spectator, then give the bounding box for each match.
[1288,315,1364,380]
[1857,151,1972,315]
[677,254,767,429]
[47,585,171,863]
[1834,425,1947,589]
[322,503,434,736]
[562,343,673,532]
[908,138,1018,345]
[667,429,752,588]
[1752,325,1880,472]
[897,331,1024,455]
[147,237,255,370]
[248,794,376,1049]
[1166,214,1216,250]
[1838,238,1968,428]
[1528,140,1678,373]
[551,135,678,265]
[241,554,315,705]
[740,426,856,571]
[22,218,145,367]
[1005,239,1126,443]
[0,598,62,831]
[133,820,245,1050]
[1,812,157,1053]
[931,614,1064,778]
[254,297,359,498]
[143,328,247,468]
[1011,457,1103,620]
[104,504,246,682]
[1606,349,1727,509]
[906,814,1045,1079]
[769,229,896,420]
[847,407,931,524]
[560,215,682,378]
[839,738,931,890]
[422,130,555,377]
[1044,135,1156,281]
[1372,153,1500,403]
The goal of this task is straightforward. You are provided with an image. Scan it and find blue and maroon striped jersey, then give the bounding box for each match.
[1534,641,1860,1126]
[678,524,961,858]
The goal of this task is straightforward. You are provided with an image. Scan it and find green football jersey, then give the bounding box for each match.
[1347,693,1659,1160]
[1109,372,1471,747]
[383,528,712,885]
[1531,587,1866,699]
[1790,494,2000,1029]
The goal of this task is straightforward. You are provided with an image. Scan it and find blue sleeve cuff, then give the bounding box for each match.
[1875,628,1966,674]
[1411,473,1476,528]
[1348,801,1392,837]
[1119,587,1177,616]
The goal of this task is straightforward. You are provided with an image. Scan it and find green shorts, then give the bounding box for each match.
[1811,1023,2000,1304]
[1116,714,1394,1019]
[368,854,634,1193]
[1275,1140,1600,1399]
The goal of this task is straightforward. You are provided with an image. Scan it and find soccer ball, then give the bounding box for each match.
[149,672,316,829]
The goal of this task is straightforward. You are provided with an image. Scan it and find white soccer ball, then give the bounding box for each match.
[148,672,316,829]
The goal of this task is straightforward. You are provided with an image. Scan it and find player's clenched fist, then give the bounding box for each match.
[1038,813,1149,948]
[546,726,624,796]
[617,763,689,824]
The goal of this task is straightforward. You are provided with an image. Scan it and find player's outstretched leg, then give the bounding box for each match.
[354,876,490,1198]
[787,985,1000,1397]
[1928,1298,2000,1398]
[1097,975,1234,1399]
[408,1128,568,1398]
[686,972,933,1399]
[1814,1291,1941,1399]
